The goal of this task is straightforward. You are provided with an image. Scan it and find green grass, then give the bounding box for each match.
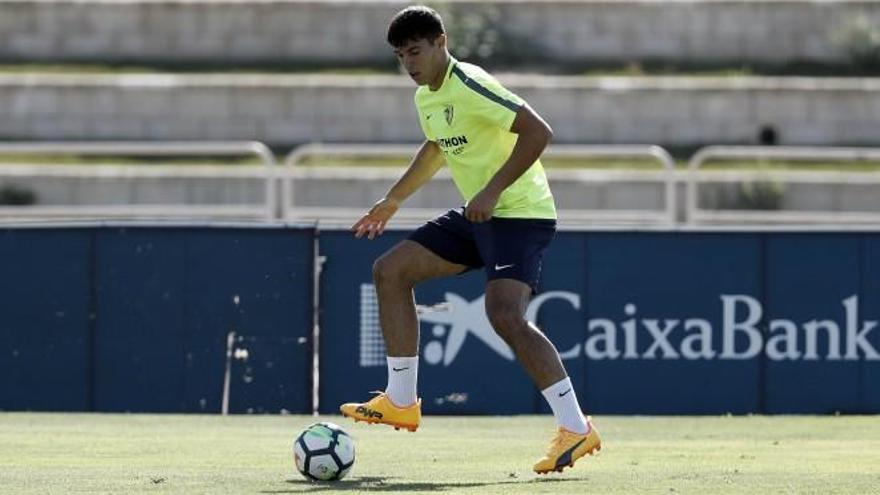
[1,413,878,494]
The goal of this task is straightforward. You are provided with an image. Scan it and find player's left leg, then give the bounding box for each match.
[483,280,601,473]
[484,279,566,390]
[474,217,600,473]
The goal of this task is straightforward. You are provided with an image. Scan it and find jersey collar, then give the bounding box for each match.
[429,56,458,92]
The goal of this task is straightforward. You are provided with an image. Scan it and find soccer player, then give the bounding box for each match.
[339,5,601,473]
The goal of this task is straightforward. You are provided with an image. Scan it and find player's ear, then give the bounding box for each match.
[435,33,447,50]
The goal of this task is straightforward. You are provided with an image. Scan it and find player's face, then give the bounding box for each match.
[393,36,446,86]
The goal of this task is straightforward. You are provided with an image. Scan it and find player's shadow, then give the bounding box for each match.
[261,475,586,493]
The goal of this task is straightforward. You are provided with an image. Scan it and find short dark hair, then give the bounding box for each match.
[386,5,445,48]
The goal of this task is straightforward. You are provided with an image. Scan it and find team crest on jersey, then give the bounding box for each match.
[443,104,454,126]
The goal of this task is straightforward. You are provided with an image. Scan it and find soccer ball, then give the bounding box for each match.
[293,422,355,481]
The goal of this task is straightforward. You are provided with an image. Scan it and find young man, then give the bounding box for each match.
[339,5,600,474]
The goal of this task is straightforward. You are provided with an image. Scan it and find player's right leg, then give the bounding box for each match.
[340,222,475,431]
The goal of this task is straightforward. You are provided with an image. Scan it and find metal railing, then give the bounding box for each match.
[542,144,676,226]
[282,143,435,226]
[686,146,880,225]
[8,141,880,227]
[0,141,277,221]
[282,143,677,226]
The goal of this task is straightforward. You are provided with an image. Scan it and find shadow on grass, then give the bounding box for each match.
[261,475,587,493]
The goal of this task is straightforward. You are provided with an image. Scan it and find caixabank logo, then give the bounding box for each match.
[358,284,879,367]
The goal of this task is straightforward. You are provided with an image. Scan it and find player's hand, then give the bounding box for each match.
[352,197,400,239]
[464,188,500,223]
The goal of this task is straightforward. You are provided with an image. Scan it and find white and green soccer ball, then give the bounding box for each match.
[293,422,355,481]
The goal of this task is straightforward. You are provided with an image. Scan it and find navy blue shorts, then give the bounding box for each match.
[408,208,556,293]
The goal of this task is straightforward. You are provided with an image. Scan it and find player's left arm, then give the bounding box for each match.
[464,104,553,223]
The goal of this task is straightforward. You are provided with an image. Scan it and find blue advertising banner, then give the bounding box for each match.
[0,226,315,413]
[95,227,314,413]
[318,229,880,415]
[763,234,864,414]
[581,232,763,414]
[2,225,878,415]
[0,229,92,411]
[861,235,880,413]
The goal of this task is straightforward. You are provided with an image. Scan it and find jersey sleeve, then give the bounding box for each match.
[456,68,524,131]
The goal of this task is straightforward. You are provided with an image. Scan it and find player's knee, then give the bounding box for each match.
[372,255,409,288]
[372,256,394,285]
[486,305,526,339]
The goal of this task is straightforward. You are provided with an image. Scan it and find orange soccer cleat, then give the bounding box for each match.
[339,392,421,432]
[533,419,601,474]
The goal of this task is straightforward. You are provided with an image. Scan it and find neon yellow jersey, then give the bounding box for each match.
[414,58,556,220]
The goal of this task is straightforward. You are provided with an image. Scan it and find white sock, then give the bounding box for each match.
[385,356,418,407]
[541,377,589,434]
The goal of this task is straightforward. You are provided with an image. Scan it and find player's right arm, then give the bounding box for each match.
[352,140,444,239]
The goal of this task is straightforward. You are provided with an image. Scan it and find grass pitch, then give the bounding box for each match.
[1,413,878,494]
